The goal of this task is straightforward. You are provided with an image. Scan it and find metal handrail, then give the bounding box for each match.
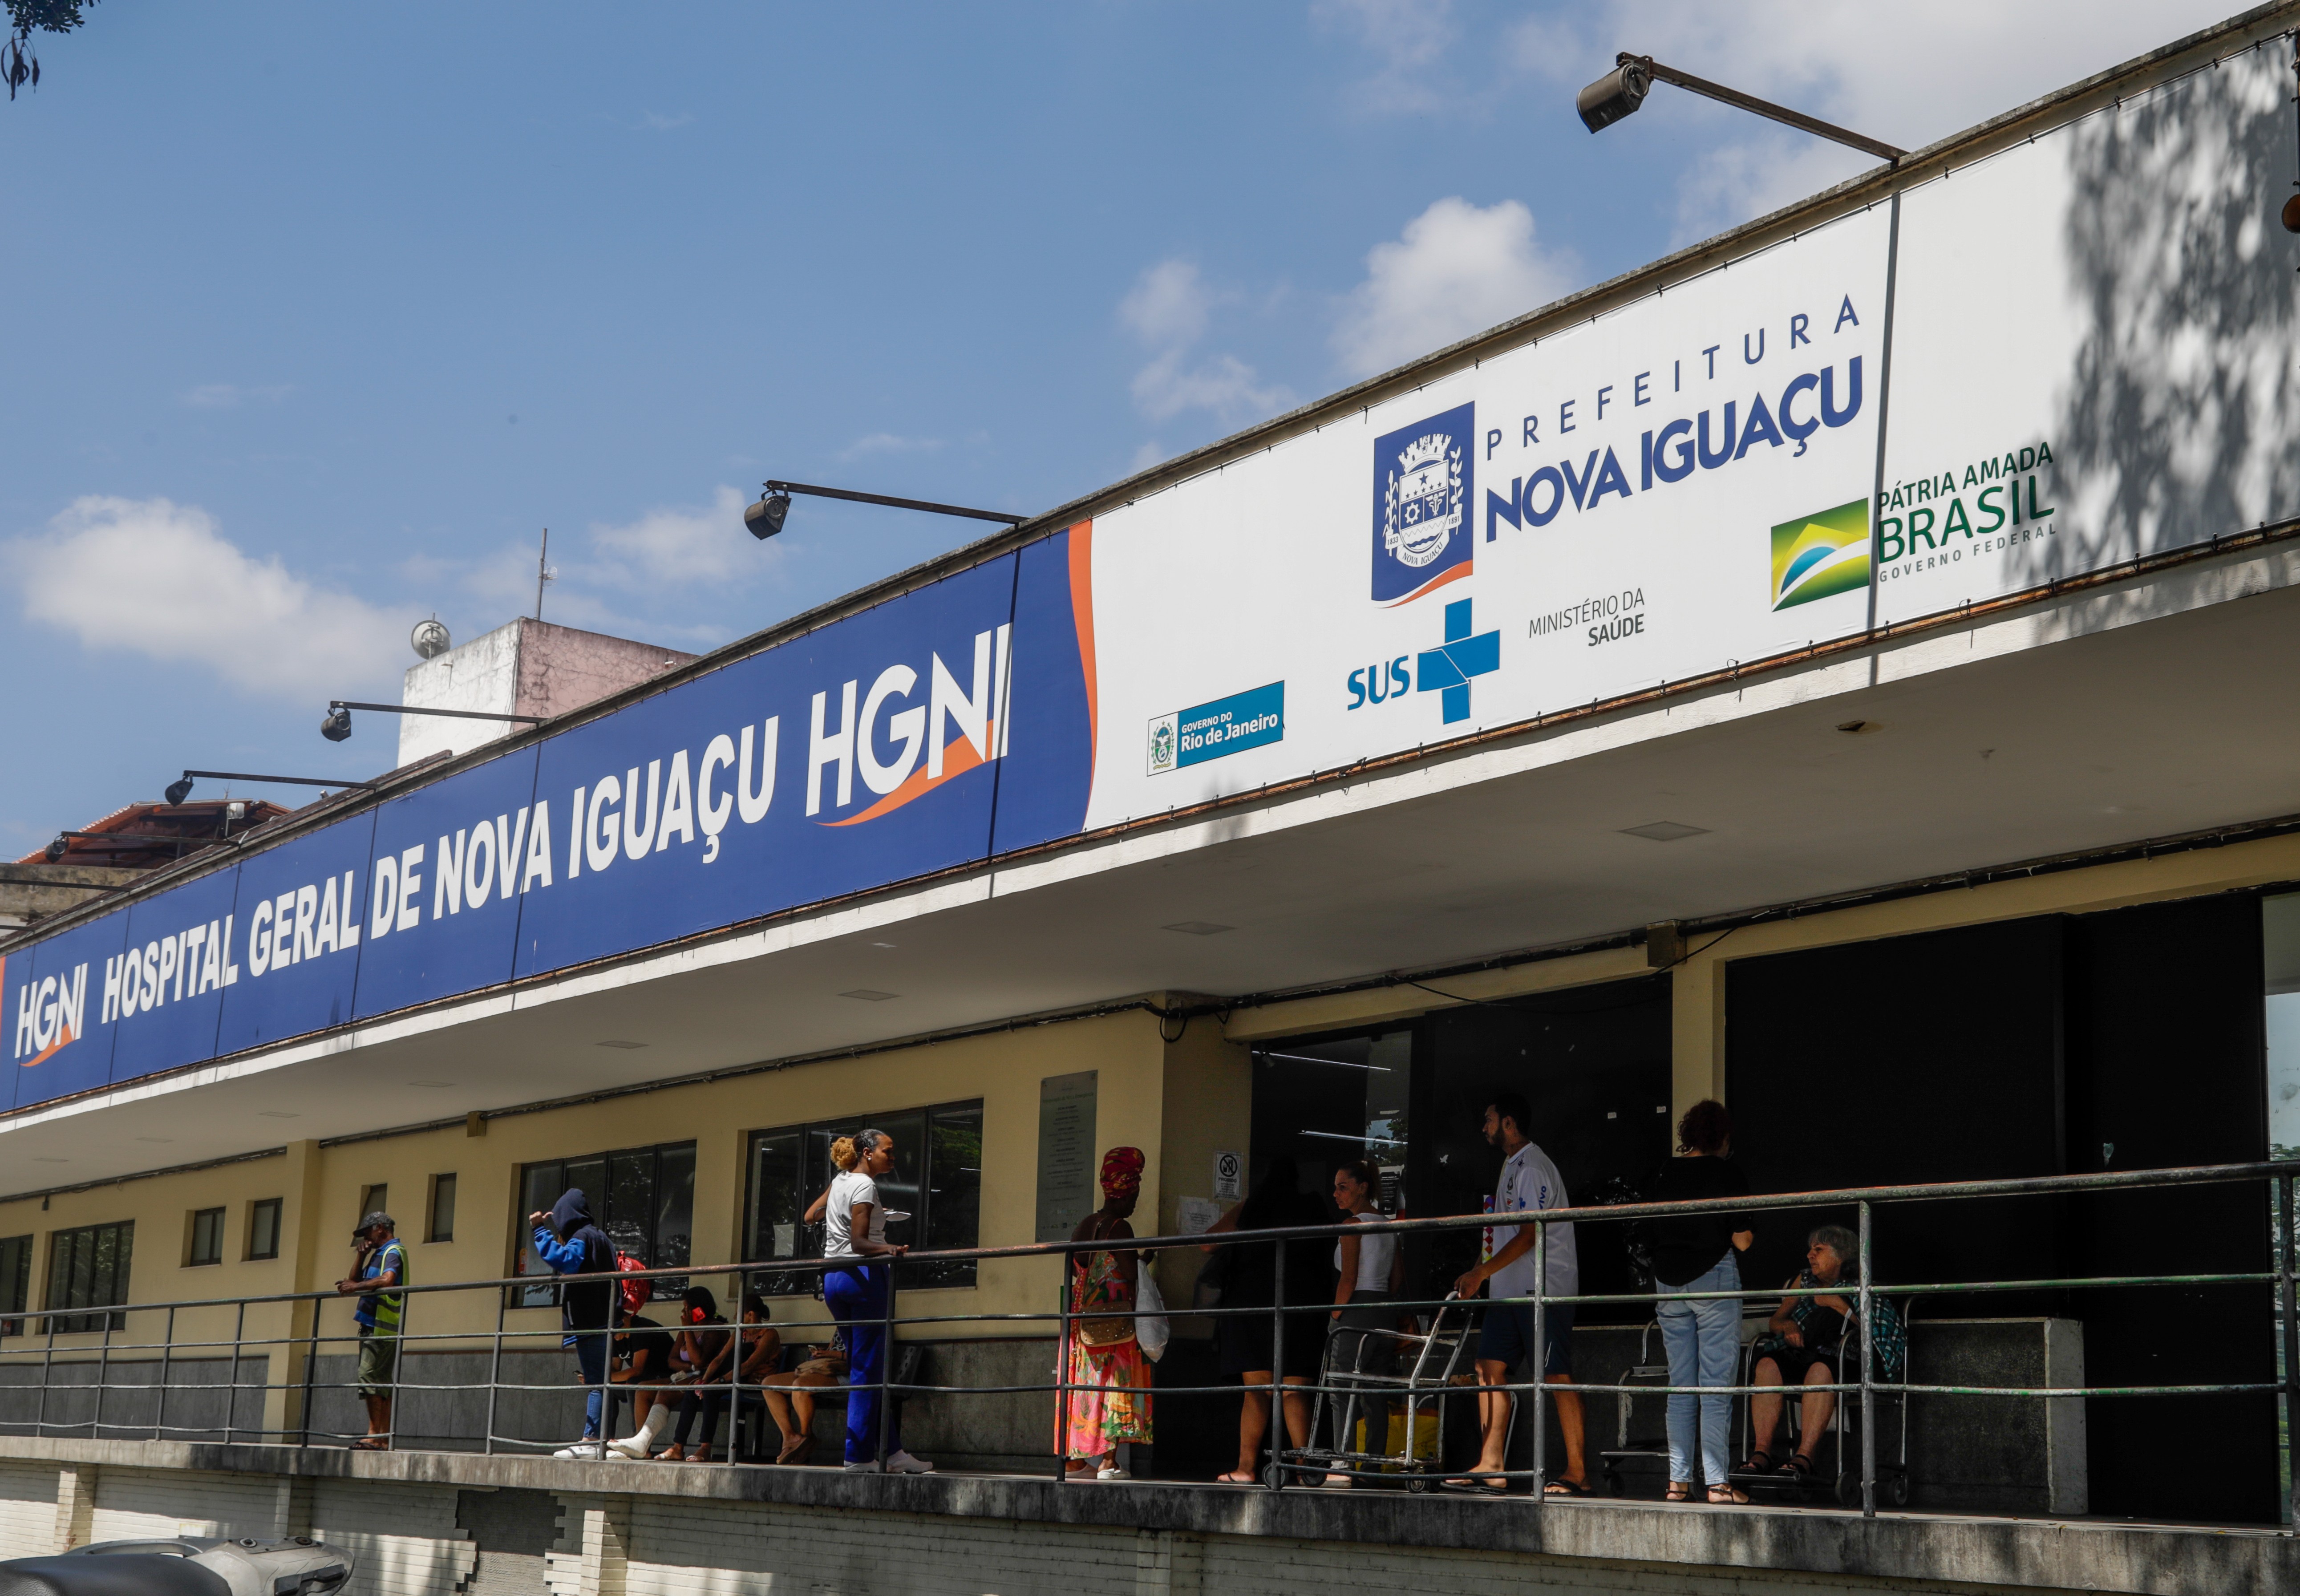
[0,1157,2291,1524]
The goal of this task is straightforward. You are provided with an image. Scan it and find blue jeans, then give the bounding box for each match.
[826,1265,897,1464]
[1657,1252,1741,1486]
[569,1327,609,1439]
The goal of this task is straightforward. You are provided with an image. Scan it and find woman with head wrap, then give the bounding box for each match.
[1061,1146,1154,1479]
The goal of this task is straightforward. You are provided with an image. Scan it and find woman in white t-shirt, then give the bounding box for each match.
[821,1129,933,1474]
[1320,1159,1404,1487]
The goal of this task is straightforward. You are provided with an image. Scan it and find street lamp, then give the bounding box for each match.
[745,479,1028,541]
[1577,52,1905,164]
[318,700,549,743]
[164,770,382,807]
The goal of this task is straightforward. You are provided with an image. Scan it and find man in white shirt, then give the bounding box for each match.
[1449,1091,1587,1494]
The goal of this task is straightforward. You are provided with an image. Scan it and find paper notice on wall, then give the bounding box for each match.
[1035,1070,1100,1243]
[1212,1150,1243,1200]
[1177,1197,1223,1235]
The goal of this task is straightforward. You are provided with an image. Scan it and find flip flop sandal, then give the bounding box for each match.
[1707,1484,1751,1504]
[1441,1475,1507,1495]
[1737,1450,1777,1475]
[1665,1482,1694,1502]
[1783,1453,1816,1479]
[1543,1476,1592,1496]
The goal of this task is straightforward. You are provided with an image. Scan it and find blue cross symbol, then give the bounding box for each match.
[1415,598,1500,725]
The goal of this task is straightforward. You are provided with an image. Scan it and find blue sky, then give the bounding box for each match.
[0,0,2235,854]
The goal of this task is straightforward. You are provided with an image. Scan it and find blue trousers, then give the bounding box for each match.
[1657,1252,1741,1486]
[826,1265,897,1463]
[569,1328,609,1438]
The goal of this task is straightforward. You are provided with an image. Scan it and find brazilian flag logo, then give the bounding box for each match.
[1771,498,1872,612]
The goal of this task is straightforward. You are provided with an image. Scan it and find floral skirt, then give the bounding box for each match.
[1063,1331,1153,1457]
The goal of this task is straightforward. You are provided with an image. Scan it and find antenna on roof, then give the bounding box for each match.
[535,527,555,623]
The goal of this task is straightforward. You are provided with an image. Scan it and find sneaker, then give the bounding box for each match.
[1097,1466,1130,1482]
[554,1440,606,1460]
[887,1450,935,1474]
[843,1460,883,1474]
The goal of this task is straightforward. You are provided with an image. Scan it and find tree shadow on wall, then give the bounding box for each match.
[2011,42,2300,639]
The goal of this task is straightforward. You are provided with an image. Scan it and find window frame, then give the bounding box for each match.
[426,1173,458,1244]
[186,1207,226,1268]
[0,1233,31,1337]
[245,1198,283,1262]
[44,1219,133,1335]
[741,1098,984,1294]
[512,1140,696,1309]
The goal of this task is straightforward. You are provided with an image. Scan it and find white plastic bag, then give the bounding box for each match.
[1134,1260,1170,1361]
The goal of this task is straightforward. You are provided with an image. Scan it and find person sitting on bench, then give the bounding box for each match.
[1743,1226,1904,1480]
[761,1326,850,1466]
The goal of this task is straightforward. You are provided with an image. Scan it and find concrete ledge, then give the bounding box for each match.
[1,1434,2286,1596]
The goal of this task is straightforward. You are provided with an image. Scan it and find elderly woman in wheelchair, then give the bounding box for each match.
[1741,1224,1905,1483]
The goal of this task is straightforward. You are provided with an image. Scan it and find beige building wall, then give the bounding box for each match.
[2,828,2294,1375]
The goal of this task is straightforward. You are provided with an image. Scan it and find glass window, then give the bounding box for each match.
[919,1101,985,1288]
[246,1199,282,1261]
[743,1102,984,1293]
[0,1233,30,1337]
[187,1207,225,1268]
[45,1220,132,1335]
[427,1174,458,1243]
[514,1141,696,1308]
[359,1183,388,1222]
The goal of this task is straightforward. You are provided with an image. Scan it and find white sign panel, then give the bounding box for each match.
[1879,51,2300,620]
[1084,205,1893,830]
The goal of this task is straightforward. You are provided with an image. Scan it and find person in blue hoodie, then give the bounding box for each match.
[530,1188,616,1458]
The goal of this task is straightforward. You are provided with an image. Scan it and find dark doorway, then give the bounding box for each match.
[1726,899,2276,1523]
[2062,894,2273,1523]
[1405,974,1674,1325]
[1727,917,2068,1315]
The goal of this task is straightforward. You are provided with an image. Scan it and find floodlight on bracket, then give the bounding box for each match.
[164,769,382,807]
[321,700,549,742]
[1578,51,1905,164]
[746,478,1028,540]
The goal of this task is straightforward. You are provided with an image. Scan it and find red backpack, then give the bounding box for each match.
[616,1251,653,1317]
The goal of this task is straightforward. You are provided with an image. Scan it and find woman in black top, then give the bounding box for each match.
[1201,1157,1332,1483]
[1645,1101,1753,1504]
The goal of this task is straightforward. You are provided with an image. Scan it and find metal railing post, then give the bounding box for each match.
[154,1304,175,1442]
[874,1263,896,1470]
[727,1269,741,1467]
[485,1283,506,1458]
[1859,1200,1875,1518]
[36,1312,54,1437]
[384,1291,403,1454]
[1531,1220,1547,1500]
[1055,1249,1072,1482]
[298,1298,321,1448]
[225,1300,245,1447]
[2281,1174,2298,1532]
[1268,1236,1287,1491]
[92,1307,112,1440]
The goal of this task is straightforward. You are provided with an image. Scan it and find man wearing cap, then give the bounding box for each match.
[336,1211,407,1450]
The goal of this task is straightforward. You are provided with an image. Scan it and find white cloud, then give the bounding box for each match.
[1332,196,1576,379]
[182,383,292,409]
[1313,0,1459,114]
[8,496,414,699]
[1119,259,1217,347]
[587,485,757,586]
[1117,256,1291,426]
[637,111,694,131]
[1500,0,2247,241]
[1130,349,1292,425]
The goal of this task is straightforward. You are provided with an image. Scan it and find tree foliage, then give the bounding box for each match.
[5,0,94,101]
